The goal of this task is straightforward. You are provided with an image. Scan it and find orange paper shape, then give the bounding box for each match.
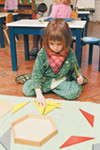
[79,109,94,127]
[59,136,94,149]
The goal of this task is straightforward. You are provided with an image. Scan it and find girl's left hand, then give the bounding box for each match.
[14,9,17,12]
[77,74,83,85]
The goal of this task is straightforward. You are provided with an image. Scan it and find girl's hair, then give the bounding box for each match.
[37,3,47,13]
[43,18,72,50]
[53,0,72,5]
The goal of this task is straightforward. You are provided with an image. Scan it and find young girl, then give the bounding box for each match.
[23,18,83,107]
[30,0,72,57]
[4,0,18,13]
[47,0,72,19]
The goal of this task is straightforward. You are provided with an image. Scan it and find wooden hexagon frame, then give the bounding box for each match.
[11,114,57,146]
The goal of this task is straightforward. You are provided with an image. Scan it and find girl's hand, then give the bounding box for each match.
[77,74,83,85]
[36,94,46,107]
[14,9,17,12]
[35,88,46,107]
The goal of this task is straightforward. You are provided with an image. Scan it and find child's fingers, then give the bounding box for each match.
[43,101,47,108]
[37,101,46,107]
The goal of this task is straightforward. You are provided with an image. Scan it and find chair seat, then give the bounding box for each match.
[71,36,100,71]
[82,37,100,44]
[72,36,100,44]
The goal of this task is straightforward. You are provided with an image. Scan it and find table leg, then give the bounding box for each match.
[85,14,89,36]
[9,27,17,71]
[75,28,82,65]
[0,18,5,48]
[23,35,30,60]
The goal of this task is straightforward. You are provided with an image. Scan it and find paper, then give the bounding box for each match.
[60,136,94,148]
[0,100,13,117]
[79,109,94,127]
[12,101,30,114]
[33,101,61,115]
[0,128,11,150]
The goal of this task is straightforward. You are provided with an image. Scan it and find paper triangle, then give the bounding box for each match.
[60,136,94,149]
[12,101,30,114]
[0,100,13,117]
[0,128,11,150]
[92,143,100,150]
[33,101,61,115]
[79,109,94,127]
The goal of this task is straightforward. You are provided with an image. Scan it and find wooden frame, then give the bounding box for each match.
[11,114,57,146]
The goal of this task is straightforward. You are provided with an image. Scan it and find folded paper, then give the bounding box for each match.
[33,101,61,115]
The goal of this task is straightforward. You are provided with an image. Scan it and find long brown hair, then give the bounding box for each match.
[43,18,72,50]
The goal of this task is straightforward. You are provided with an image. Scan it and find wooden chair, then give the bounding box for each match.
[71,11,78,19]
[3,13,17,45]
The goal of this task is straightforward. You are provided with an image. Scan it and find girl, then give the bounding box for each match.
[4,0,18,13]
[23,18,83,107]
[30,0,72,57]
[47,0,72,19]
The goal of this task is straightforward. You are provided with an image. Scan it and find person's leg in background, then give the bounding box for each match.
[30,35,42,57]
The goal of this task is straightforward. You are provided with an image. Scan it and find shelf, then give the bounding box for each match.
[0,0,35,19]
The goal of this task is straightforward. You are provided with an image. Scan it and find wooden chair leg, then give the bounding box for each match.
[15,37,18,43]
[3,30,10,45]
[88,44,93,64]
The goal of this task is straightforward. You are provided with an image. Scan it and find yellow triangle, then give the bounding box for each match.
[12,101,30,114]
[33,101,62,115]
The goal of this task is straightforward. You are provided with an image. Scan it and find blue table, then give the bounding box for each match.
[78,11,90,36]
[0,13,18,48]
[7,19,86,71]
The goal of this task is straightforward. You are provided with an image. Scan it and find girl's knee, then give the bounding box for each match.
[22,80,35,97]
[65,81,82,99]
[53,80,82,100]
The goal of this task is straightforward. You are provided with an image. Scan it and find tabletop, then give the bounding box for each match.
[7,19,86,29]
[78,11,90,14]
[0,13,18,18]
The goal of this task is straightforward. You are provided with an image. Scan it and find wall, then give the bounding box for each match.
[95,0,100,21]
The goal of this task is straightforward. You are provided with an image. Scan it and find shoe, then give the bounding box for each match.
[15,73,31,84]
[82,76,88,86]
[29,47,39,56]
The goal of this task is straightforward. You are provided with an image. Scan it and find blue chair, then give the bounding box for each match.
[72,37,100,71]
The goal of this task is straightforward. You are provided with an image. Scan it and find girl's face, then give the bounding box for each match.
[48,40,64,53]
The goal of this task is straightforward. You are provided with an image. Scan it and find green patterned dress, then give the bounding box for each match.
[23,47,82,100]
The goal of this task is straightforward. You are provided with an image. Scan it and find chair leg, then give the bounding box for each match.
[98,45,100,71]
[70,41,74,49]
[15,37,18,43]
[3,30,10,45]
[88,44,93,64]
[79,44,83,65]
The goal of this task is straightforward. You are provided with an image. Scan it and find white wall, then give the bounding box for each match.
[95,0,100,21]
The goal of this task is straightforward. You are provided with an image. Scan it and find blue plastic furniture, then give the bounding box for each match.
[72,36,100,71]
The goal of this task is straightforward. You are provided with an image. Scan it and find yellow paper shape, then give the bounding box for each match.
[33,101,62,115]
[12,101,30,114]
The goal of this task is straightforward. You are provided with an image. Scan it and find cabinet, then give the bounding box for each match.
[0,0,36,19]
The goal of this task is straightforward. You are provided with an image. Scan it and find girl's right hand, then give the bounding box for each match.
[36,94,46,107]
[35,88,46,107]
